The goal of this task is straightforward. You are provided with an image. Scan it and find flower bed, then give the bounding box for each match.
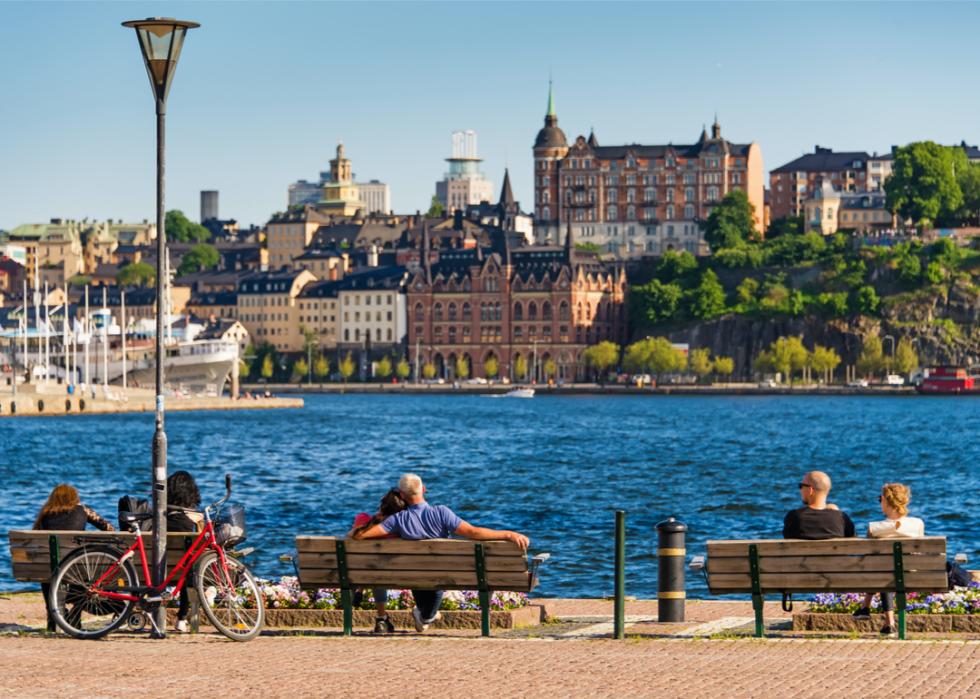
[793,583,980,633]
[254,576,530,612]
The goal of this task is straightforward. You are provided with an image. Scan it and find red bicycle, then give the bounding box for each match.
[47,475,265,641]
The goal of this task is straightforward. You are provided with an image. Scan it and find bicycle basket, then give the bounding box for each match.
[214,503,247,547]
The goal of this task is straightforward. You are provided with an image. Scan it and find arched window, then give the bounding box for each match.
[494,302,502,321]
[542,302,553,321]
[586,304,592,321]
[608,205,618,220]
[513,302,523,321]
[448,302,457,321]
[666,205,675,219]
[480,303,487,321]
[542,206,551,220]
[577,303,583,321]
[666,188,674,202]
[434,303,443,322]
[626,206,636,220]
[684,204,695,219]
[684,187,694,202]
[528,302,538,320]
[462,303,472,321]
[414,303,424,322]
[559,301,570,321]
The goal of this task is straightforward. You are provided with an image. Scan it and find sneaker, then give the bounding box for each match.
[203,586,218,607]
[852,607,871,620]
[412,607,427,632]
[373,615,395,634]
[425,611,443,626]
[175,619,190,634]
[879,624,896,637]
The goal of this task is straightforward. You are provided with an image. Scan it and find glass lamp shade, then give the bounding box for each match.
[122,18,199,102]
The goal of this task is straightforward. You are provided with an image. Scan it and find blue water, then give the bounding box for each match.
[1,395,977,597]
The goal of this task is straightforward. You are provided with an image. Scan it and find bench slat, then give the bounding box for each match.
[297,553,528,572]
[709,571,948,593]
[295,536,522,557]
[707,537,946,557]
[707,554,946,575]
[297,569,534,591]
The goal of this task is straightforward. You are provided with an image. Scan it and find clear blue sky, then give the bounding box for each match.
[2,1,979,231]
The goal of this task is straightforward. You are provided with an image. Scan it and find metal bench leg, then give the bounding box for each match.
[749,544,764,638]
[336,540,352,636]
[47,535,60,633]
[751,594,765,638]
[893,542,907,641]
[341,588,353,637]
[474,543,490,637]
[188,588,200,634]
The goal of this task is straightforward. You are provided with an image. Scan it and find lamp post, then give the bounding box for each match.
[122,16,199,639]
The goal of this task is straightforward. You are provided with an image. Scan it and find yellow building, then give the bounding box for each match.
[236,269,317,352]
[317,142,364,216]
[265,206,331,268]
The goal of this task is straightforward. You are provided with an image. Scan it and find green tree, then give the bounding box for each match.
[339,352,356,383]
[116,262,156,287]
[313,354,330,381]
[395,358,411,381]
[68,274,92,287]
[688,269,727,320]
[455,356,470,380]
[850,285,880,315]
[857,336,885,378]
[165,209,211,243]
[735,277,759,310]
[260,354,274,381]
[923,260,944,284]
[761,336,809,383]
[238,358,249,379]
[766,215,803,239]
[484,355,499,379]
[897,253,922,285]
[815,292,849,318]
[177,243,220,276]
[630,279,683,325]
[688,348,713,382]
[513,355,529,381]
[704,189,757,251]
[543,358,557,380]
[583,341,619,383]
[957,161,980,225]
[624,337,684,378]
[656,250,698,283]
[885,142,966,227]
[422,362,436,380]
[713,356,734,380]
[575,242,602,255]
[426,195,444,218]
[809,345,842,384]
[292,357,309,382]
[893,337,919,375]
[376,355,393,380]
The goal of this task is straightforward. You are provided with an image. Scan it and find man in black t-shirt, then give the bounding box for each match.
[783,471,855,539]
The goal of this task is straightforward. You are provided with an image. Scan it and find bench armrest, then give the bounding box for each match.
[530,552,551,577]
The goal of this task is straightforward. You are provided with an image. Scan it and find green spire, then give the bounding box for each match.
[546,79,556,117]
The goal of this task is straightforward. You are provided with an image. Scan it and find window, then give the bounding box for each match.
[606,175,618,186]
[606,189,617,203]
[644,187,655,202]
[627,205,636,220]
[542,302,553,320]
[448,303,457,321]
[528,302,538,321]
[542,206,550,220]
[513,302,523,320]
[627,189,635,202]
[684,204,695,219]
[707,186,719,201]
[666,189,674,202]
[434,304,443,322]
[666,205,675,219]
[414,303,424,322]
[559,301,570,320]
[608,205,618,220]
[462,303,472,321]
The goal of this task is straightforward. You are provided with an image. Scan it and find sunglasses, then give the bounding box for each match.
[798,482,812,489]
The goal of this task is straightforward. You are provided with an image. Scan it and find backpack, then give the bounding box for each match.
[118,495,152,532]
[947,560,972,588]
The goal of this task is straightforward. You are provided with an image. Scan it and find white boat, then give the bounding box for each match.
[504,388,535,398]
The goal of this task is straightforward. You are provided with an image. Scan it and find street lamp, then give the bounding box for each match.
[121,16,199,639]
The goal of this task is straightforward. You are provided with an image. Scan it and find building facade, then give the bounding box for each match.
[356,180,390,216]
[435,130,494,214]
[532,86,763,258]
[407,231,626,382]
[266,207,330,269]
[769,147,870,220]
[200,190,219,222]
[236,269,317,352]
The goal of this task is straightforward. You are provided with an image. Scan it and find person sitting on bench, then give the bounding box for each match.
[783,471,855,540]
[352,473,529,633]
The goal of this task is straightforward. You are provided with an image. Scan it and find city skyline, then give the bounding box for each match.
[2,1,979,230]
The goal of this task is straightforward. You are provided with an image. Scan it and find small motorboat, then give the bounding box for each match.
[504,388,535,398]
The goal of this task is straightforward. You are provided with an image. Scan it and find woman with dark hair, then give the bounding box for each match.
[34,484,115,630]
[349,488,407,633]
[167,470,203,633]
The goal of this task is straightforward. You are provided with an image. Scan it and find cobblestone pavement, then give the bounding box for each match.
[3,593,980,698]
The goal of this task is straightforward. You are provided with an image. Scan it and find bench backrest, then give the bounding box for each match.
[8,530,202,583]
[706,537,948,594]
[295,536,536,592]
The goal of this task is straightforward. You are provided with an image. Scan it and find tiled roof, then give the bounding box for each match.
[771,147,870,174]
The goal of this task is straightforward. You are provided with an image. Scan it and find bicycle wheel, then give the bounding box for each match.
[196,551,264,641]
[48,546,137,640]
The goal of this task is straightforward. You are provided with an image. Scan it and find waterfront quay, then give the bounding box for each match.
[1,594,978,699]
[0,384,302,418]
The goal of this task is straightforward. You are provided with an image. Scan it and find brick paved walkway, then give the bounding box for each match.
[3,593,979,698]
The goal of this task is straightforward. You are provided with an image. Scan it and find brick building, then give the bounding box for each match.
[532,85,764,257]
[769,147,870,220]
[407,227,626,382]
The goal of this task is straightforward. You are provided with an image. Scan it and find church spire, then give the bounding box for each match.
[546,79,556,117]
[499,167,515,208]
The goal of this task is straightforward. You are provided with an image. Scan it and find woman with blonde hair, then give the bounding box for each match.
[852,483,924,635]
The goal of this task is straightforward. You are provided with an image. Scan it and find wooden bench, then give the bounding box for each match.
[702,537,948,640]
[294,536,546,637]
[8,530,206,631]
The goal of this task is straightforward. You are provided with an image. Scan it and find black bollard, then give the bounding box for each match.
[656,516,687,622]
[613,510,625,639]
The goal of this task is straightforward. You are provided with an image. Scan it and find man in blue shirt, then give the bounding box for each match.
[353,473,530,632]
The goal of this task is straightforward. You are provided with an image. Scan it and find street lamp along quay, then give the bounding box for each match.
[121,16,199,639]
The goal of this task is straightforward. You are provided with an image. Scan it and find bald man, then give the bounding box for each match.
[783,471,856,539]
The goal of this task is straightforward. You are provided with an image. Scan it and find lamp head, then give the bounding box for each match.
[122,17,199,103]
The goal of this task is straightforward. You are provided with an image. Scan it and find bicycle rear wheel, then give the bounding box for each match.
[49,546,137,640]
[196,551,264,641]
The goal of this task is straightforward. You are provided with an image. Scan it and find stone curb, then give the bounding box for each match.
[793,612,980,633]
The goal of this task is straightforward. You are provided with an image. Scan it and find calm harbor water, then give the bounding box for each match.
[1,394,977,597]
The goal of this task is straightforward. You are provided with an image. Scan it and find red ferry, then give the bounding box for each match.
[917,366,976,394]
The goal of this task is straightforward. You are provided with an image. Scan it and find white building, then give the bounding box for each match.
[355,180,390,215]
[337,267,408,349]
[435,130,494,214]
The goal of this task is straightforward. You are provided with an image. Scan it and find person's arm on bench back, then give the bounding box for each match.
[456,521,530,552]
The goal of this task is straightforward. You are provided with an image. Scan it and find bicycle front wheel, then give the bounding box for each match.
[49,546,137,640]
[196,551,264,641]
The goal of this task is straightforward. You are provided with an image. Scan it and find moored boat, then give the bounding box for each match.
[916,366,976,394]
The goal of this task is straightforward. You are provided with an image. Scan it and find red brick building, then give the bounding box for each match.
[769,146,870,220]
[406,229,626,382]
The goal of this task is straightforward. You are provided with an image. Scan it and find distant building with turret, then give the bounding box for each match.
[532,84,764,257]
[435,130,494,214]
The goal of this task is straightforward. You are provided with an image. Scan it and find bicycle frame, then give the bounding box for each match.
[85,510,235,604]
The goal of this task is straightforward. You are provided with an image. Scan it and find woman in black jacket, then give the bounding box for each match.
[167,471,203,633]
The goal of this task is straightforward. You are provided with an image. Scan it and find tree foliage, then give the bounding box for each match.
[688,269,727,320]
[260,354,274,380]
[624,337,685,376]
[165,210,211,243]
[339,352,356,382]
[376,355,392,379]
[455,356,470,380]
[704,190,757,251]
[116,262,156,287]
[712,356,734,378]
[688,348,713,379]
[513,355,528,381]
[292,357,309,381]
[313,355,330,380]
[422,362,436,380]
[426,195,444,218]
[809,345,841,383]
[756,336,808,383]
[583,341,619,382]
[483,355,499,379]
[857,336,885,377]
[543,358,557,379]
[885,142,966,227]
[177,243,220,276]
[395,358,411,380]
[893,337,919,375]
[630,279,683,325]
